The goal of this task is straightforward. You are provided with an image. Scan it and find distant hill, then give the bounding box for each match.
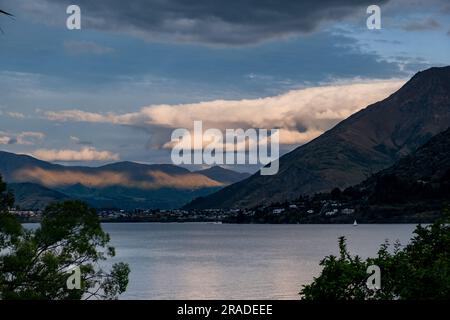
[0,152,248,210]
[185,66,450,209]
[356,126,450,204]
[196,166,251,184]
[8,182,70,210]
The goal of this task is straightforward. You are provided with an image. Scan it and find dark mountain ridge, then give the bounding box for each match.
[185,66,450,209]
[196,166,251,184]
[356,126,450,204]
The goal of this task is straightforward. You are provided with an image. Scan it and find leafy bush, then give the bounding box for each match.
[300,209,450,300]
[0,175,130,300]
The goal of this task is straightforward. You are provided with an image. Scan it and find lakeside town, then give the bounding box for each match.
[12,195,438,224]
[8,195,357,223]
[9,205,354,224]
[11,180,443,224]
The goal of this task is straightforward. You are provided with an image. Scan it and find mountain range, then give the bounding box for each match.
[3,66,449,211]
[185,66,450,209]
[0,151,249,210]
[223,126,450,224]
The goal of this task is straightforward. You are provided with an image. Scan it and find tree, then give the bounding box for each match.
[330,187,342,200]
[0,9,13,33]
[0,10,13,17]
[0,175,130,299]
[300,209,450,300]
[0,175,19,251]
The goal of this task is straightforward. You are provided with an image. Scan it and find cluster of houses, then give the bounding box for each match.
[97,208,231,222]
[81,201,358,222]
[8,208,42,220]
[266,199,355,218]
[320,200,355,216]
[8,198,356,223]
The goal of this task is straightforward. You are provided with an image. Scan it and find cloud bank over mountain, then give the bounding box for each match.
[44,79,405,147]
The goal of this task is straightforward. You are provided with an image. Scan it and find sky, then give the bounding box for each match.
[0,0,449,172]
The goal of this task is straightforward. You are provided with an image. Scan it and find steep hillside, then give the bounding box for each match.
[186,66,450,209]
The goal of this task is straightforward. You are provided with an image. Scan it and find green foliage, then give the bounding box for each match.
[0,175,130,300]
[0,177,21,249]
[300,208,450,300]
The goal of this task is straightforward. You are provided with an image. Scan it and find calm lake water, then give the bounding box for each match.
[97,223,416,300]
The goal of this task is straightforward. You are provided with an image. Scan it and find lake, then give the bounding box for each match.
[99,223,416,299]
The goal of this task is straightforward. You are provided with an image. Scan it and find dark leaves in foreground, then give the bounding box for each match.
[0,175,130,300]
[300,208,450,300]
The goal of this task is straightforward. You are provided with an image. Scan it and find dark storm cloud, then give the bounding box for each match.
[41,0,389,45]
